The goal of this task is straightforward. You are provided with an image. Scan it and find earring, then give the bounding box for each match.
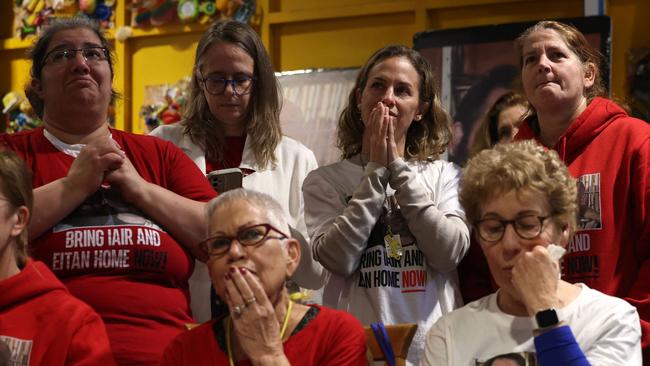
[414,115,422,121]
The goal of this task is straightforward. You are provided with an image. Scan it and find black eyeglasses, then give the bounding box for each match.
[198,72,255,96]
[200,223,289,257]
[475,215,550,242]
[43,46,109,66]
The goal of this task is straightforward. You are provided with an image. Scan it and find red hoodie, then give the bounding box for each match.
[516,97,650,360]
[0,260,115,365]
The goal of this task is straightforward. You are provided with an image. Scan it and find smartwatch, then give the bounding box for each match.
[535,308,560,329]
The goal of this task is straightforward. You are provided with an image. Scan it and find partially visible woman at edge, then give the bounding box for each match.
[150,20,323,322]
[513,20,650,360]
[303,45,470,365]
[0,151,116,365]
[1,17,216,365]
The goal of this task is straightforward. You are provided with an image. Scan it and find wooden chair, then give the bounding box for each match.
[364,323,417,366]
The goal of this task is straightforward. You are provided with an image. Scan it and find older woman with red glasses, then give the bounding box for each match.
[162,189,367,365]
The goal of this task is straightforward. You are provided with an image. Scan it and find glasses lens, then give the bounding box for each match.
[514,216,543,239]
[47,49,69,64]
[233,77,253,95]
[204,78,225,95]
[207,237,232,256]
[478,219,504,242]
[82,47,107,62]
[238,225,268,246]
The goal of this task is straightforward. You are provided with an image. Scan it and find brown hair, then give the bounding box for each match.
[0,151,33,267]
[337,45,452,161]
[183,20,281,168]
[460,140,577,235]
[468,92,529,158]
[26,16,118,119]
[515,20,606,107]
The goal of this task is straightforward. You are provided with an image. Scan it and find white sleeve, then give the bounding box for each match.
[583,302,643,365]
[303,162,388,277]
[420,318,450,366]
[290,149,328,289]
[388,159,470,272]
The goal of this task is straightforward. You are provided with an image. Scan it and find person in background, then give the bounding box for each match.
[0,151,116,365]
[421,141,641,366]
[449,64,519,165]
[162,189,367,365]
[1,17,216,365]
[467,92,529,158]
[150,20,324,321]
[303,45,470,365]
[514,20,650,361]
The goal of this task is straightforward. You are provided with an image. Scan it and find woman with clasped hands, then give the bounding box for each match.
[420,141,641,365]
[303,45,470,365]
[162,189,367,365]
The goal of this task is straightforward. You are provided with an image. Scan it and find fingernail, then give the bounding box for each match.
[239,267,247,274]
[229,267,236,273]
[225,273,231,280]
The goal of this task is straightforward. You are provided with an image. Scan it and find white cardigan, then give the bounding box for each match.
[150,123,324,322]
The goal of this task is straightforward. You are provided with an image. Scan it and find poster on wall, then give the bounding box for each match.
[414,15,611,166]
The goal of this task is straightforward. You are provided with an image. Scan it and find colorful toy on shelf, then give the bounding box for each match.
[140,78,190,132]
[130,0,258,28]
[13,0,116,39]
[2,92,41,133]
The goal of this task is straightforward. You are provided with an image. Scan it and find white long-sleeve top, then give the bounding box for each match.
[302,155,470,365]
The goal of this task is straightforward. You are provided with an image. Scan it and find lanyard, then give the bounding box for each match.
[226,300,294,366]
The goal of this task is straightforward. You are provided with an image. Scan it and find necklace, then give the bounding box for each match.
[225,300,294,366]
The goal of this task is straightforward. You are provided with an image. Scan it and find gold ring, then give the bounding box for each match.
[244,297,257,305]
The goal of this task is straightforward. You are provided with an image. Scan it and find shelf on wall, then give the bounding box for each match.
[0,37,33,52]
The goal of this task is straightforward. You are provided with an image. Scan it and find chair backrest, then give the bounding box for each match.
[364,323,418,366]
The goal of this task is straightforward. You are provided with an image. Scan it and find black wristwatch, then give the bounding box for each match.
[535,308,560,329]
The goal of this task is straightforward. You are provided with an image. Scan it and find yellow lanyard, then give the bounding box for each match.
[226,300,294,366]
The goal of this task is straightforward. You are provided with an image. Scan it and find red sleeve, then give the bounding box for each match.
[320,310,368,366]
[458,236,496,304]
[627,136,650,359]
[65,311,116,366]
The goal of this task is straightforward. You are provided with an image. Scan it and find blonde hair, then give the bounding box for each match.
[460,140,577,234]
[182,20,281,169]
[337,45,452,161]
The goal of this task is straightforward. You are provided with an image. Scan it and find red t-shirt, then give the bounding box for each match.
[205,135,247,172]
[161,305,368,365]
[1,128,216,366]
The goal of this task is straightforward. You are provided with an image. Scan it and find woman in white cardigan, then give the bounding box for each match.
[151,20,323,323]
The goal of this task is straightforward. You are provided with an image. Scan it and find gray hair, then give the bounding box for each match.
[205,188,290,236]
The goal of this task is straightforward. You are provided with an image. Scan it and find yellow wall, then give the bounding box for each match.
[1,0,648,133]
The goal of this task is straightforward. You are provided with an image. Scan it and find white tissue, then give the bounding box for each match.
[547,244,566,261]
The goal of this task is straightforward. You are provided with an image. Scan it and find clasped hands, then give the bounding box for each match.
[364,102,400,167]
[65,135,146,203]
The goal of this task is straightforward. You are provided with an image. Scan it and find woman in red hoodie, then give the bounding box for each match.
[514,20,650,362]
[0,151,115,365]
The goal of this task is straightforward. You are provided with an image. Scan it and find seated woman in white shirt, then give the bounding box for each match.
[420,140,642,366]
